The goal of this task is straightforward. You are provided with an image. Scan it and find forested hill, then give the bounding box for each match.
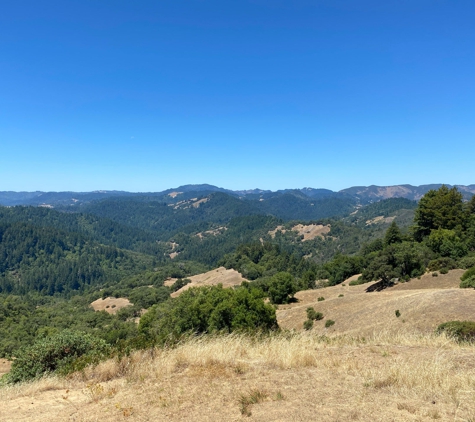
[1,183,473,207]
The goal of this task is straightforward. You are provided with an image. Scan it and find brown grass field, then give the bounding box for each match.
[90,297,132,315]
[171,267,247,297]
[2,270,475,421]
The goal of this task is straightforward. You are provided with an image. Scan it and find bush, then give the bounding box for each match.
[325,320,335,328]
[395,310,401,318]
[439,268,449,274]
[4,330,110,384]
[460,276,475,289]
[139,285,278,345]
[457,256,475,270]
[306,307,323,321]
[338,294,344,297]
[432,272,438,277]
[317,297,325,302]
[428,257,456,271]
[461,267,475,281]
[437,321,475,342]
[303,319,314,330]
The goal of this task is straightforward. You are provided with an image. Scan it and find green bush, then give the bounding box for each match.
[439,268,449,274]
[317,297,325,302]
[432,272,438,277]
[306,307,323,321]
[461,267,475,281]
[428,257,456,271]
[395,310,401,318]
[325,320,335,328]
[3,330,110,384]
[338,294,344,297]
[437,321,475,342]
[303,319,314,330]
[460,276,475,289]
[139,285,277,345]
[457,256,475,270]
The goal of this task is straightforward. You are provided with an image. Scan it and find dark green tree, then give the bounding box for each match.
[413,186,465,241]
[384,221,402,245]
[268,272,296,304]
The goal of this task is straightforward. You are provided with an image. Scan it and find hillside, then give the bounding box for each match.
[277,270,472,335]
[1,329,475,421]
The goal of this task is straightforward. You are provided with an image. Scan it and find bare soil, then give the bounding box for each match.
[0,359,11,377]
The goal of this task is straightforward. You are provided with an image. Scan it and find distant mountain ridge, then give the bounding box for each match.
[0,183,473,207]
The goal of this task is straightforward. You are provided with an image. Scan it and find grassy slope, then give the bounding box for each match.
[1,331,475,421]
[277,269,472,336]
[2,269,475,421]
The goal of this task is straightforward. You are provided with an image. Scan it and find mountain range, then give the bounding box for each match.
[1,183,474,207]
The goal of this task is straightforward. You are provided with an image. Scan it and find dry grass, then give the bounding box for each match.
[90,297,132,314]
[171,266,247,297]
[2,331,475,421]
[278,270,474,336]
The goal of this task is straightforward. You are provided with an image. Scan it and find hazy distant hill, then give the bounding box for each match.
[0,183,473,208]
[340,184,475,203]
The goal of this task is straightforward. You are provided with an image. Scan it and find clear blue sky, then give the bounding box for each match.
[1,0,474,192]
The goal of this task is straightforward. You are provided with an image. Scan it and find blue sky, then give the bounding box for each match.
[1,0,474,192]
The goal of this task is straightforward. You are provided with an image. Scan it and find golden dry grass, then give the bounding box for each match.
[2,331,475,421]
[277,270,473,336]
[171,267,247,297]
[268,224,331,241]
[90,297,132,315]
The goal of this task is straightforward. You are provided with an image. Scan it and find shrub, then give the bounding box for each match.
[4,330,110,384]
[306,307,323,321]
[439,268,449,274]
[457,256,475,269]
[428,257,456,271]
[432,272,438,277]
[395,310,401,318]
[461,267,475,281]
[437,321,475,342]
[338,294,344,297]
[303,319,314,330]
[139,285,278,345]
[325,320,335,328]
[460,276,475,289]
[317,297,325,302]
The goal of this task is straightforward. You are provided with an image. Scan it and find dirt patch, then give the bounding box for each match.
[268,224,330,241]
[268,225,285,238]
[0,359,11,377]
[163,278,178,287]
[192,197,209,208]
[167,192,183,198]
[171,267,247,297]
[292,224,330,240]
[366,215,396,225]
[196,226,227,239]
[90,297,132,315]
[169,252,179,259]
